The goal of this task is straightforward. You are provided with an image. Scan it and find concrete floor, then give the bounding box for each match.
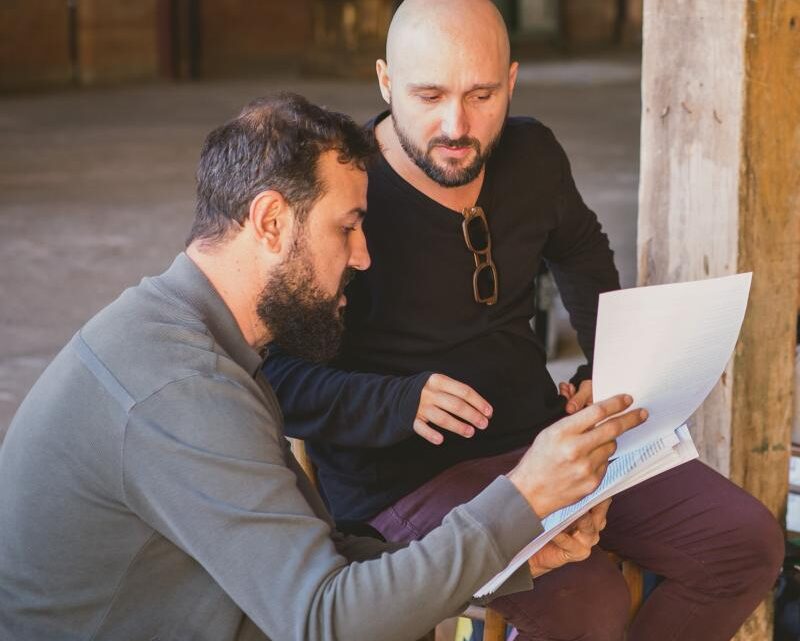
[0,56,642,437]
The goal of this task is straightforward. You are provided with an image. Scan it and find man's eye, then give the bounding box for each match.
[418,94,441,103]
[472,93,493,102]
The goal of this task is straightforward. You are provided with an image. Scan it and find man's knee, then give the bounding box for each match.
[735,501,783,593]
[698,494,784,599]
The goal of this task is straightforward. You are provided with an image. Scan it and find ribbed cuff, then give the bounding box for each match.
[462,475,544,563]
[569,363,591,388]
[396,371,434,435]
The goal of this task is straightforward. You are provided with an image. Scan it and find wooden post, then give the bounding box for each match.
[638,1,800,638]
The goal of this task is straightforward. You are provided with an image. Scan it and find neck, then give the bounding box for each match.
[376,115,484,213]
[186,243,271,349]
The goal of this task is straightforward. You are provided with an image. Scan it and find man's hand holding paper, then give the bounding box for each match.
[528,499,611,578]
[507,395,648,520]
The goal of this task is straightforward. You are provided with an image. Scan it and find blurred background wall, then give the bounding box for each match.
[0,0,644,437]
[0,0,642,91]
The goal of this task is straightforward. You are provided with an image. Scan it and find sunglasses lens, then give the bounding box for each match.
[475,262,496,301]
[465,215,489,252]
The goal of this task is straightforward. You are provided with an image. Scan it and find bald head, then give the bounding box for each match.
[386,0,511,73]
[375,0,517,190]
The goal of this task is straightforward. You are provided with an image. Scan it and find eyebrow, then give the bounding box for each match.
[344,207,367,220]
[407,82,501,93]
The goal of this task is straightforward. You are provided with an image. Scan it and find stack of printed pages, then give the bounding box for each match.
[475,273,752,598]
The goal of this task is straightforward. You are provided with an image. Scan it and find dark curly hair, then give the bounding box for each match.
[187,92,377,246]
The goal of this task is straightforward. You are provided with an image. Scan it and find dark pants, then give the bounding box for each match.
[369,448,783,641]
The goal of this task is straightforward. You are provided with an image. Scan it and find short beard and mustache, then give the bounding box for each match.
[256,235,355,363]
[391,103,507,188]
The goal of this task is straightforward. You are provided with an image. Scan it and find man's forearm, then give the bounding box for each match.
[263,346,429,447]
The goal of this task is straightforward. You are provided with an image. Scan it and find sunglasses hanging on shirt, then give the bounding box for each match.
[461,206,498,305]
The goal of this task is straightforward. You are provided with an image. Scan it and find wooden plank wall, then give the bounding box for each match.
[77,0,159,84]
[199,0,314,77]
[0,0,72,91]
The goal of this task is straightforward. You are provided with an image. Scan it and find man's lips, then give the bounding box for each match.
[435,144,472,158]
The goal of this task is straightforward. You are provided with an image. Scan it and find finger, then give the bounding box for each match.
[589,499,612,531]
[422,407,476,438]
[551,531,592,560]
[429,374,493,417]
[567,381,593,413]
[569,530,600,556]
[582,407,648,452]
[561,521,601,549]
[584,435,618,472]
[559,382,573,399]
[550,532,575,550]
[558,394,634,435]
[573,512,597,535]
[583,450,612,487]
[412,419,443,445]
[434,393,490,429]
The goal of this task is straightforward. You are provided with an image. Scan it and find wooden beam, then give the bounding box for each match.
[638,1,800,638]
[732,0,800,522]
[638,0,746,475]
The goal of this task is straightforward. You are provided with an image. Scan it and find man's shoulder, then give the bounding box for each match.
[79,277,237,407]
[499,116,560,153]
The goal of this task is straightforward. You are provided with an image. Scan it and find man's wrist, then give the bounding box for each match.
[506,467,549,520]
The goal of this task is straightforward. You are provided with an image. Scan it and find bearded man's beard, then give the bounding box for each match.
[391,102,508,188]
[256,239,354,363]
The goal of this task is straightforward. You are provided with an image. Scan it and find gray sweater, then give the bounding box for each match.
[0,253,543,641]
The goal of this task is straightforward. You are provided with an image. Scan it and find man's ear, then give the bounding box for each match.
[248,190,292,255]
[508,61,519,100]
[376,59,391,104]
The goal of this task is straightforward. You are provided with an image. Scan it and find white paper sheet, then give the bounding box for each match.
[474,425,698,598]
[474,274,750,599]
[592,273,752,457]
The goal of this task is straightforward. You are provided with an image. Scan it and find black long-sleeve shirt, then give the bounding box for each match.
[264,114,620,521]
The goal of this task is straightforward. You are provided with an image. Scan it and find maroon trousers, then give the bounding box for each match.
[369,448,783,641]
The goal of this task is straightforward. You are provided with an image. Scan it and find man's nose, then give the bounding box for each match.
[348,227,371,271]
[440,100,469,140]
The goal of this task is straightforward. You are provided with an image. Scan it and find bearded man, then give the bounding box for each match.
[263,2,784,640]
[0,93,651,640]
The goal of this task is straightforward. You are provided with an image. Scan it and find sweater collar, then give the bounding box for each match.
[155,252,264,377]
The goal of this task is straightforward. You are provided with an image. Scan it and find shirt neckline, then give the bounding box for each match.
[156,253,263,377]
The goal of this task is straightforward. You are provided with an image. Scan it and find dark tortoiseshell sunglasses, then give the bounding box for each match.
[462,206,498,305]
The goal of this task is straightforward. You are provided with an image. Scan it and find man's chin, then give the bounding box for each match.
[429,166,482,188]
[422,153,483,188]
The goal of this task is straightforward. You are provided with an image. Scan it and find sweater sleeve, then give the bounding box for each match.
[263,345,430,447]
[540,130,621,385]
[123,373,542,641]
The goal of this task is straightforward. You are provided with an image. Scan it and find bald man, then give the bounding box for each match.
[264,2,783,640]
